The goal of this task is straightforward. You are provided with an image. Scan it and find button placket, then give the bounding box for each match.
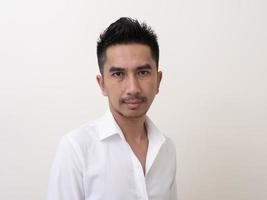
[123,141,149,200]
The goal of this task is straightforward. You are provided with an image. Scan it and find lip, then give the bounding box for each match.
[124,99,143,109]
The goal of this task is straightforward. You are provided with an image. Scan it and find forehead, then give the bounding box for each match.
[104,43,156,70]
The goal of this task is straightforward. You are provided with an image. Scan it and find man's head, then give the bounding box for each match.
[97,17,159,75]
[96,17,162,119]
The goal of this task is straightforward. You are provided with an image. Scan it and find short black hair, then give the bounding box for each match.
[97,17,159,74]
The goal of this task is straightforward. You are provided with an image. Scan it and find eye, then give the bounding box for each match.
[138,70,150,76]
[111,71,124,79]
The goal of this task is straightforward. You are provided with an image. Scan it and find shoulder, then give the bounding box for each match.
[60,118,102,155]
[66,120,99,145]
[57,118,102,156]
[146,115,177,158]
[163,136,176,152]
[52,119,102,172]
[161,135,177,158]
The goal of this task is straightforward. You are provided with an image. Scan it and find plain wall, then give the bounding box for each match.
[0,0,266,199]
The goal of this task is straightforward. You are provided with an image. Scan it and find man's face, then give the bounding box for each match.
[97,43,162,119]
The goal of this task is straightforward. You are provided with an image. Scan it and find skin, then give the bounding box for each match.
[97,43,162,174]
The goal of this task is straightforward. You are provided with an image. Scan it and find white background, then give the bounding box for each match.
[0,0,267,199]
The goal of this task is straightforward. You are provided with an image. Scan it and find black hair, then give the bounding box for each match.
[97,17,159,74]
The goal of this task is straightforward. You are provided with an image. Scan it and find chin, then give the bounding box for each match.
[117,109,147,119]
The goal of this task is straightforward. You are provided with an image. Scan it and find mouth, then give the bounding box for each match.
[123,99,144,110]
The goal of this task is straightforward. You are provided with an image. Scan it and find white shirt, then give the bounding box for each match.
[47,110,177,200]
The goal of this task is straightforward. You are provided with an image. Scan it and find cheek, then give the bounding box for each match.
[147,79,158,90]
[106,84,123,99]
[143,82,158,97]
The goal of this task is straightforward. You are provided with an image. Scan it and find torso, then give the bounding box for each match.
[50,111,177,200]
[127,136,149,175]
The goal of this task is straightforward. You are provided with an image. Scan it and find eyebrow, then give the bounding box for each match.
[109,66,125,73]
[109,64,152,73]
[136,64,152,70]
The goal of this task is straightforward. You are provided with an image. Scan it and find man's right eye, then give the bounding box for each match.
[112,72,124,79]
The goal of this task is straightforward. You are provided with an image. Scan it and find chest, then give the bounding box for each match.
[127,139,148,175]
[82,138,174,200]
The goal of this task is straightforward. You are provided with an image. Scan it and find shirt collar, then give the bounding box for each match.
[95,109,165,146]
[145,116,166,174]
[95,109,166,175]
[95,109,125,141]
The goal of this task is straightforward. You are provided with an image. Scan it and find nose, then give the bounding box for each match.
[125,75,141,96]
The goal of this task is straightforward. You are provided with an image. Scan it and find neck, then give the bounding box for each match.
[111,109,147,142]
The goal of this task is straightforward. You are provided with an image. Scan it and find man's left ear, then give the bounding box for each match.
[156,71,162,94]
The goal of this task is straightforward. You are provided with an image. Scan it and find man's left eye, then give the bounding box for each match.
[138,71,150,76]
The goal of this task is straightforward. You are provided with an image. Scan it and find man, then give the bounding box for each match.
[47,17,177,200]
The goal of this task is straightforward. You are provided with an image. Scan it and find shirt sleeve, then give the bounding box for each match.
[170,139,178,200]
[47,135,85,200]
[170,178,178,200]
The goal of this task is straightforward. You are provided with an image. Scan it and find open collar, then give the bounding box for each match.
[95,109,125,141]
[95,109,166,174]
[145,116,166,174]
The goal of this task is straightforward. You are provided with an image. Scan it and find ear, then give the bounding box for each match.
[96,75,107,96]
[156,71,162,94]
